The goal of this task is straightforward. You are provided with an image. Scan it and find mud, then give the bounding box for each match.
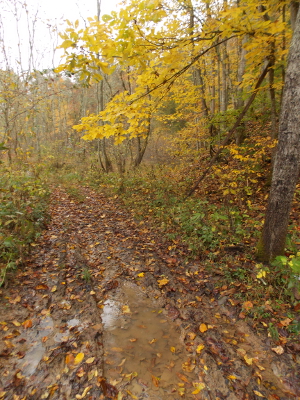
[0,187,299,400]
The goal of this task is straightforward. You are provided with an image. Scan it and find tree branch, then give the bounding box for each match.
[186,59,273,198]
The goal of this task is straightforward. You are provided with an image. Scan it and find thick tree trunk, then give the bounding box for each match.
[258,8,300,262]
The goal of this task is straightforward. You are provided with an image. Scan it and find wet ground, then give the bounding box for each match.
[0,187,299,399]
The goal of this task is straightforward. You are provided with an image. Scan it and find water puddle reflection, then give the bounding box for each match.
[15,316,53,376]
[102,282,197,399]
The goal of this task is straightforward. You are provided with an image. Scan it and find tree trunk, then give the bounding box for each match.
[258,7,300,262]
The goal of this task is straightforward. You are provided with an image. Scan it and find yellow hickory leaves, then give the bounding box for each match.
[56,17,114,83]
[74,90,153,144]
[57,0,292,144]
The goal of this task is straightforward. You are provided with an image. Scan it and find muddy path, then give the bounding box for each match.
[0,187,299,400]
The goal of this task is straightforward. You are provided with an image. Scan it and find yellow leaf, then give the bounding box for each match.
[244,355,253,365]
[111,347,123,352]
[137,272,144,277]
[187,332,196,340]
[253,390,265,397]
[74,352,85,365]
[199,324,208,333]
[157,278,169,287]
[86,357,95,364]
[196,344,205,354]
[51,286,57,292]
[182,360,195,372]
[192,382,205,394]
[170,346,176,353]
[12,320,21,327]
[122,305,131,314]
[126,390,138,399]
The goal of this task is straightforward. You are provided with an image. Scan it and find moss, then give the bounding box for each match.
[256,236,269,263]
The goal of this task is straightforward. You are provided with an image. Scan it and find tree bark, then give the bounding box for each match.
[258,8,300,262]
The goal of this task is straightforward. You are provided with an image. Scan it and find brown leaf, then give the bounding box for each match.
[176,372,190,384]
[35,284,49,290]
[22,320,33,329]
[9,295,21,304]
[242,301,253,311]
[271,346,284,355]
[65,354,75,365]
[98,377,119,398]
[167,306,180,320]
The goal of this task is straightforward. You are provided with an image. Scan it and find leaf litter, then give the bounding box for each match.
[0,187,299,399]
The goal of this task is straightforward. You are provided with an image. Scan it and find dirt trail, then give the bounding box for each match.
[0,187,299,400]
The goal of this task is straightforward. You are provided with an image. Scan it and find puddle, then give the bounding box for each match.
[102,282,198,399]
[15,316,54,376]
[15,316,86,376]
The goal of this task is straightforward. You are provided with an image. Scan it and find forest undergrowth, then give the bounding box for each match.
[53,134,300,345]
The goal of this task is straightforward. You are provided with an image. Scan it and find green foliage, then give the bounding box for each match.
[0,168,49,286]
[87,165,253,255]
[270,254,300,300]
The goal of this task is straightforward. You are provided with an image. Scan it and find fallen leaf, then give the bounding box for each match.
[196,344,205,354]
[157,278,169,287]
[199,324,208,333]
[149,338,157,344]
[122,305,131,314]
[76,367,85,378]
[35,284,49,290]
[253,390,265,397]
[243,301,253,311]
[129,338,137,342]
[192,382,205,394]
[176,372,189,383]
[244,355,253,365]
[125,372,138,381]
[74,352,85,365]
[271,346,284,355]
[170,346,176,353]
[86,357,95,364]
[151,375,160,387]
[10,295,21,304]
[279,318,292,327]
[187,332,196,340]
[12,320,21,327]
[51,286,57,292]
[111,347,123,352]
[22,320,32,329]
[66,354,75,365]
[137,272,145,277]
[182,359,195,372]
[88,370,95,381]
